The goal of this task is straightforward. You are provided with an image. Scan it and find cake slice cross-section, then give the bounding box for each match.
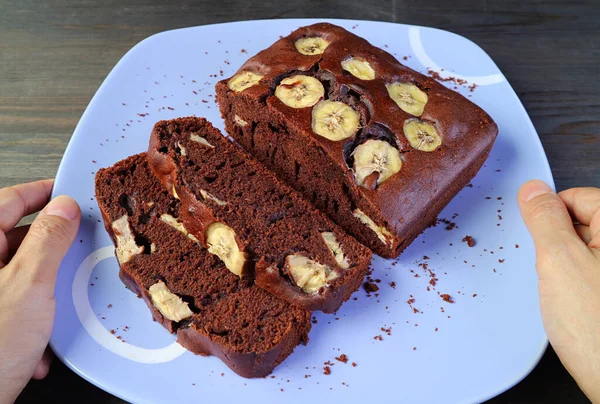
[147,117,372,313]
[95,153,312,378]
[215,22,499,258]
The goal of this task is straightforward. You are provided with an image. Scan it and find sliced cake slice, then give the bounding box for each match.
[215,23,498,258]
[147,117,372,313]
[95,153,311,378]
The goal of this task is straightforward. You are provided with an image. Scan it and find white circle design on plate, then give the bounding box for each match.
[72,246,187,364]
[408,26,505,86]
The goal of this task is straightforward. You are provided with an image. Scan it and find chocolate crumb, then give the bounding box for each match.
[323,366,331,375]
[440,294,454,303]
[473,294,478,297]
[499,259,505,263]
[427,69,467,85]
[107,304,112,308]
[462,235,475,247]
[352,362,357,367]
[335,354,348,363]
[390,281,396,289]
[363,281,379,293]
[374,335,383,341]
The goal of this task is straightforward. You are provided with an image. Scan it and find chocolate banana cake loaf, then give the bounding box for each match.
[215,23,498,258]
[95,153,311,378]
[147,117,372,313]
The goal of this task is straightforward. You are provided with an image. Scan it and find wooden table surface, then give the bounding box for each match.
[2,0,597,402]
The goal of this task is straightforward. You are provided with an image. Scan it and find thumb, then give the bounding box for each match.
[9,195,80,290]
[518,180,581,254]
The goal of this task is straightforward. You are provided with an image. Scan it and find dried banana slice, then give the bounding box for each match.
[111,215,144,264]
[353,209,394,246]
[275,75,324,108]
[206,222,247,276]
[403,119,442,152]
[353,139,402,189]
[341,57,376,80]
[321,232,350,269]
[190,133,215,149]
[311,100,360,141]
[148,280,194,322]
[386,82,428,116]
[200,189,228,206]
[295,37,330,55]
[227,71,263,93]
[160,214,199,243]
[285,254,338,294]
[234,114,248,126]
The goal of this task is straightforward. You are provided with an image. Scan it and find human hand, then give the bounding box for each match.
[0,180,80,404]
[518,180,600,402]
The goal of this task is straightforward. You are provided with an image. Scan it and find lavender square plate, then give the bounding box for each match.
[51,18,550,404]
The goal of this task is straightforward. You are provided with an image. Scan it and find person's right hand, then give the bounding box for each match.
[518,180,600,402]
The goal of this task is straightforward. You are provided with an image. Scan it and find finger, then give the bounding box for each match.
[32,347,54,380]
[560,188,600,248]
[9,195,80,290]
[559,187,600,226]
[518,180,582,254]
[574,224,591,244]
[0,179,54,233]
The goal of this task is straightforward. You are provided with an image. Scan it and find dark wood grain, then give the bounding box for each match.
[2,0,598,402]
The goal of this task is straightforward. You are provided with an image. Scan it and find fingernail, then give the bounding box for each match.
[523,180,553,202]
[43,195,80,221]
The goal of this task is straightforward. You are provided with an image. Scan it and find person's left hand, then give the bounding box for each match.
[0,179,80,404]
